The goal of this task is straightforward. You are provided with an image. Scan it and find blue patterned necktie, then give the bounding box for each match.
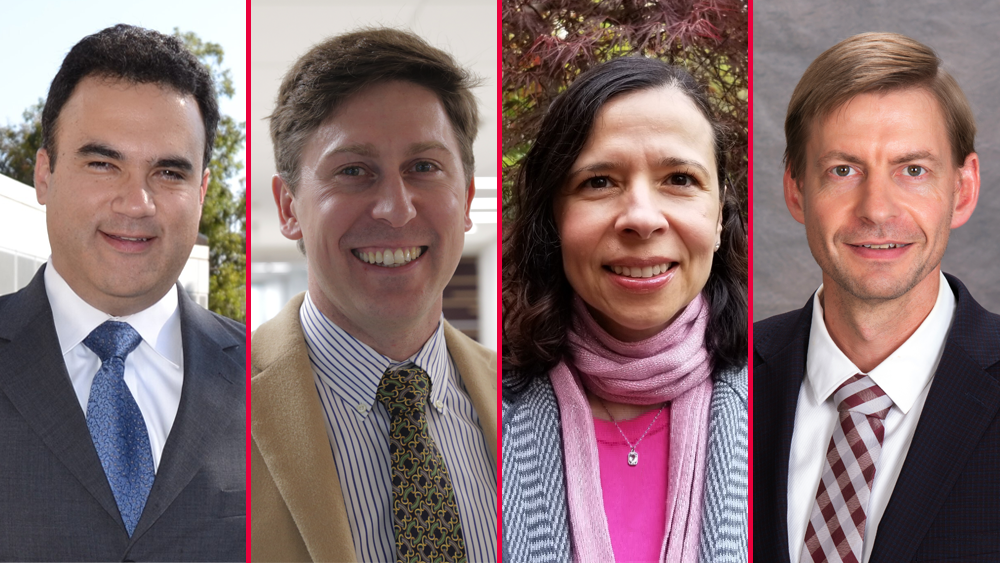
[84,321,155,536]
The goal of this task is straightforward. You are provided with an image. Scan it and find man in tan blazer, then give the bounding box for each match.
[251,28,497,562]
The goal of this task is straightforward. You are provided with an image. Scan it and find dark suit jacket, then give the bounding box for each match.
[0,266,246,562]
[754,274,1000,562]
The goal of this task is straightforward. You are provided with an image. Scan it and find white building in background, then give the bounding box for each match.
[0,173,210,306]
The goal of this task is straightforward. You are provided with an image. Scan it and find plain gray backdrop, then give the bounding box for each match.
[753,2,1000,321]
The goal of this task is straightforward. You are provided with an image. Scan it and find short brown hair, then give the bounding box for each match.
[268,27,481,190]
[784,32,975,180]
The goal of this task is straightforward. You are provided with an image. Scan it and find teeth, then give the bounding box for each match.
[353,246,423,267]
[611,263,672,278]
[862,243,899,249]
[119,236,148,241]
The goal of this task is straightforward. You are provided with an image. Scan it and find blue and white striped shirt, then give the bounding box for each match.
[300,293,497,563]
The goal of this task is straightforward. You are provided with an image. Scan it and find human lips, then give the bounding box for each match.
[351,245,426,268]
[604,259,678,279]
[100,230,157,252]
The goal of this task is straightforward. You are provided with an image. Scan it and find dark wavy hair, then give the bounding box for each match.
[502,56,748,376]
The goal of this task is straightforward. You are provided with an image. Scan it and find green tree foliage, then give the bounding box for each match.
[0,30,246,322]
[502,0,749,223]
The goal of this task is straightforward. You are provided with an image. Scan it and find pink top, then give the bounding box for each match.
[594,405,671,563]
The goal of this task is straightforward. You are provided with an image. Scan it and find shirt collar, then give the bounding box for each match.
[299,291,451,417]
[43,259,182,367]
[806,271,955,414]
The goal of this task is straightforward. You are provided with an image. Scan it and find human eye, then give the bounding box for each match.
[87,161,115,171]
[903,164,927,177]
[411,160,440,173]
[338,165,368,177]
[666,173,698,187]
[156,169,187,182]
[580,175,612,189]
[831,164,858,177]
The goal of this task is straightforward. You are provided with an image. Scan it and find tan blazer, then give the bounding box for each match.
[250,293,498,562]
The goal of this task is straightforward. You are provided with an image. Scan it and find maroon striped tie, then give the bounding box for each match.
[801,374,893,563]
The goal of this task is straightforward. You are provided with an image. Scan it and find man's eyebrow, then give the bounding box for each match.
[817,151,865,167]
[889,150,938,166]
[324,143,379,159]
[408,141,451,156]
[153,157,195,173]
[77,142,124,161]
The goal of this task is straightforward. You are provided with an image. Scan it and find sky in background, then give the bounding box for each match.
[0,0,246,155]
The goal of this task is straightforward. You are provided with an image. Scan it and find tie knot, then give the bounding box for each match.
[376,365,431,416]
[833,373,893,419]
[83,321,143,363]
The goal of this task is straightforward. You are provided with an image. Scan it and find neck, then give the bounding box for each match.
[307,282,440,362]
[821,269,941,373]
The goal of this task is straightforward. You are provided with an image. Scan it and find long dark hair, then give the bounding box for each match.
[502,56,747,376]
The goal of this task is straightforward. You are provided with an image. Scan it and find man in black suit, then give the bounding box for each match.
[755,32,1000,562]
[0,25,245,560]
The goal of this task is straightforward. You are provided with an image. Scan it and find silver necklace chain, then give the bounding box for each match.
[598,398,665,467]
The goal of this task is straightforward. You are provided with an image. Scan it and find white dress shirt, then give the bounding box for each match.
[44,260,184,471]
[299,292,497,563]
[787,271,955,563]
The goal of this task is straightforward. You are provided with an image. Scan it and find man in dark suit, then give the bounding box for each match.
[755,32,1000,562]
[0,25,245,561]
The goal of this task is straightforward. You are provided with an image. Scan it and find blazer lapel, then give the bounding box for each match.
[251,293,356,563]
[870,276,1000,562]
[753,300,815,563]
[0,268,123,529]
[443,322,498,464]
[127,287,244,544]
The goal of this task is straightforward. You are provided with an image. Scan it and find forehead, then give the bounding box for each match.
[306,81,458,152]
[57,76,206,155]
[808,88,950,161]
[578,86,716,167]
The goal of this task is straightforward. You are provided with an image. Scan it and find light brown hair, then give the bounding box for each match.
[269,27,481,191]
[784,32,975,180]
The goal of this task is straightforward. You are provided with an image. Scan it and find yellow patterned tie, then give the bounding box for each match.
[376,366,467,563]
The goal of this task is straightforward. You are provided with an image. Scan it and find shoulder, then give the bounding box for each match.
[944,273,1000,369]
[753,298,814,362]
[250,293,307,377]
[443,321,496,375]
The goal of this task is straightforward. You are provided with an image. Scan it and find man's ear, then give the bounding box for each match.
[272,174,302,241]
[951,152,980,229]
[35,148,51,205]
[464,177,476,232]
[198,169,210,205]
[783,166,807,225]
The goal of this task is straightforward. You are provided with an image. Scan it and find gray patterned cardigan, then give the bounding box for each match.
[501,364,748,563]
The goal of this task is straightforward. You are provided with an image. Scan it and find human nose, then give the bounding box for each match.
[112,174,156,218]
[614,182,668,239]
[855,172,901,225]
[371,173,417,227]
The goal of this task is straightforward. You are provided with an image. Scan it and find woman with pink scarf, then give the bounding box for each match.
[502,57,748,563]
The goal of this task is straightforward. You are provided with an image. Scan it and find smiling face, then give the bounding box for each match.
[34,76,208,316]
[784,88,979,304]
[554,86,723,342]
[274,80,474,345]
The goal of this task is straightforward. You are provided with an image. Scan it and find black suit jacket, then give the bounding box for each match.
[0,266,246,561]
[754,274,1000,562]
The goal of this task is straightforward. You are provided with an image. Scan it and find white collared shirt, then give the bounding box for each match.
[299,292,497,563]
[788,271,955,563]
[44,259,184,471]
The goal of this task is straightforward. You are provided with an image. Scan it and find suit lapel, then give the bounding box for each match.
[870,276,1000,562]
[443,322,498,464]
[128,288,244,544]
[251,293,356,563]
[753,300,814,563]
[0,269,124,529]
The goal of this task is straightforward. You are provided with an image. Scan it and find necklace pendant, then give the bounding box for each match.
[627,449,638,466]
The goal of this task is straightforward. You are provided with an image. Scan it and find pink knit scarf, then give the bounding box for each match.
[549,293,714,563]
